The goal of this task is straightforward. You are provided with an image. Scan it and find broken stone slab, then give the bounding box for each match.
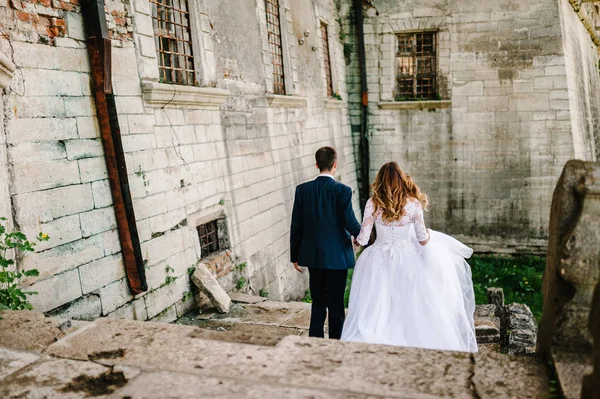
[475,304,497,318]
[191,263,231,313]
[0,311,65,352]
[44,318,476,397]
[114,370,387,399]
[229,293,268,304]
[0,347,40,380]
[475,325,500,344]
[472,351,549,398]
[0,355,135,398]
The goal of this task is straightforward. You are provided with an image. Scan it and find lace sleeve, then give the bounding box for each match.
[409,200,429,242]
[356,198,375,246]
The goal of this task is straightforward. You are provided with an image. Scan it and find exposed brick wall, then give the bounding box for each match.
[2,0,131,44]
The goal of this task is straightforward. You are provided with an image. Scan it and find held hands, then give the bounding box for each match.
[293,262,303,273]
[353,238,361,247]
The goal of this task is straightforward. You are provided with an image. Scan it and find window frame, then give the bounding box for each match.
[393,31,439,101]
[320,20,334,97]
[149,0,198,86]
[264,0,287,95]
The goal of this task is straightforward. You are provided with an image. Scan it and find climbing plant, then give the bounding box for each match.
[0,217,48,317]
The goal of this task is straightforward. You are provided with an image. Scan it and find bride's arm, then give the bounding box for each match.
[411,201,430,246]
[355,198,375,246]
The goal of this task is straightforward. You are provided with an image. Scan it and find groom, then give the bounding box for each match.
[290,146,361,339]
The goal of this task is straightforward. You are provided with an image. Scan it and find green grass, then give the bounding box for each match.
[468,255,545,321]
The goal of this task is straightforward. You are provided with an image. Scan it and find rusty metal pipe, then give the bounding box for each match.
[81,0,147,294]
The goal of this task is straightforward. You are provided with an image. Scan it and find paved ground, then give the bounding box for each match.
[0,309,551,398]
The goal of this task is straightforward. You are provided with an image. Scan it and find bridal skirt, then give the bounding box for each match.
[341,225,478,353]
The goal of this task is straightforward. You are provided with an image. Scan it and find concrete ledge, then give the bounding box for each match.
[378,100,451,110]
[0,51,15,89]
[265,94,307,108]
[141,80,230,109]
[324,98,346,109]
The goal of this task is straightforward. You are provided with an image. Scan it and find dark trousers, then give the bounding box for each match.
[308,268,348,339]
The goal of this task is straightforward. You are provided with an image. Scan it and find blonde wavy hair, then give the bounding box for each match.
[371,162,429,223]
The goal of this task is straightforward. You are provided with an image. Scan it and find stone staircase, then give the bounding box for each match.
[0,309,552,398]
[178,292,517,355]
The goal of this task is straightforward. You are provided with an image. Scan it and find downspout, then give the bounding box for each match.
[354,0,370,208]
[80,0,147,294]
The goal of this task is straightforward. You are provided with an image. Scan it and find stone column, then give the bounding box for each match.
[536,160,600,398]
[0,51,15,224]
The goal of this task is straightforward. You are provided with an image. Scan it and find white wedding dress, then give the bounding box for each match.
[341,198,478,352]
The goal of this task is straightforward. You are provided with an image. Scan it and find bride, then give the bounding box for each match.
[341,162,478,352]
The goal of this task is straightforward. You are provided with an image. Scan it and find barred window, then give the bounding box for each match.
[150,0,195,86]
[264,0,286,95]
[320,22,333,97]
[197,219,229,258]
[395,32,437,101]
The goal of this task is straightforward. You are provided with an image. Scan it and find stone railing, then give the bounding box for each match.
[536,160,600,398]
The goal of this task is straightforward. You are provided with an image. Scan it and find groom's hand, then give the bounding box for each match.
[293,262,303,273]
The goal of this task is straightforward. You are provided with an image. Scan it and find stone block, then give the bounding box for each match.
[115,96,145,115]
[11,159,81,194]
[452,81,483,96]
[64,96,96,117]
[57,47,90,72]
[191,263,231,313]
[467,96,508,112]
[99,278,133,315]
[79,156,108,183]
[12,42,60,70]
[79,254,126,295]
[0,311,65,352]
[509,93,549,111]
[108,297,148,320]
[144,277,189,319]
[13,96,65,118]
[80,207,117,237]
[10,117,77,143]
[35,214,82,251]
[150,304,179,323]
[127,114,155,134]
[46,293,102,321]
[25,268,83,313]
[18,235,105,282]
[65,139,104,160]
[76,116,101,139]
[10,141,67,162]
[66,11,86,41]
[91,179,113,208]
[21,69,83,97]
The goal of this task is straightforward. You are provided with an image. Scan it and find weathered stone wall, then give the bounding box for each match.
[360,0,599,253]
[0,52,15,232]
[558,0,600,160]
[1,0,359,320]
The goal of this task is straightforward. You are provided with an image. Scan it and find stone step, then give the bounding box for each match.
[0,311,551,398]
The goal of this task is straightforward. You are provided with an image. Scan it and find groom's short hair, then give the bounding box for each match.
[316,146,337,171]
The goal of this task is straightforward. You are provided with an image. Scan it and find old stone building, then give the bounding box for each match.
[348,0,600,253]
[0,0,598,320]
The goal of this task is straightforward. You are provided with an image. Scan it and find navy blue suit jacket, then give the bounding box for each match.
[290,176,361,270]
